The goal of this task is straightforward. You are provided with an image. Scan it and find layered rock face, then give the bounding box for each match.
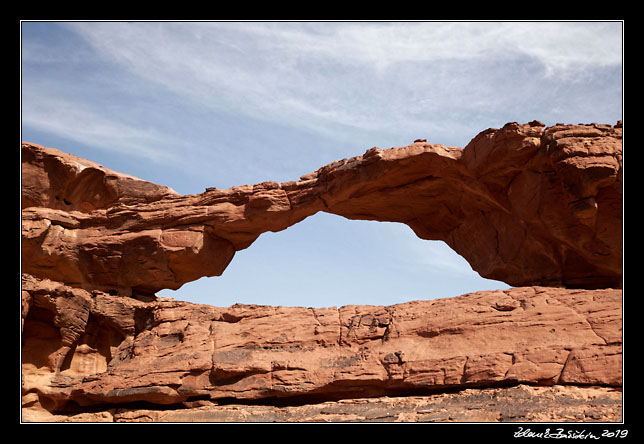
[22,278,622,422]
[22,121,622,295]
[21,121,623,422]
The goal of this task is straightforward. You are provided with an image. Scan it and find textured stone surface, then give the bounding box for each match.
[22,142,179,212]
[22,121,622,296]
[21,121,623,422]
[22,385,622,423]
[21,276,622,419]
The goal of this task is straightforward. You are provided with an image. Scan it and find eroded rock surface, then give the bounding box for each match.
[23,385,622,423]
[22,275,621,420]
[22,121,622,295]
[21,121,623,422]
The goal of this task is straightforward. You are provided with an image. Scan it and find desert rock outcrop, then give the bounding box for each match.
[22,276,621,416]
[21,121,622,422]
[22,121,622,296]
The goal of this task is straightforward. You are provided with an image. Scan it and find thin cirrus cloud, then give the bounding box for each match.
[58,21,622,148]
[21,21,623,176]
[21,88,182,165]
[20,20,623,190]
[20,21,622,307]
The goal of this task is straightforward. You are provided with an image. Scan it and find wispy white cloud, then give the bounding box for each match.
[21,21,619,307]
[61,21,621,147]
[21,87,183,164]
[378,221,479,277]
[410,240,480,277]
[22,21,623,189]
[214,21,621,72]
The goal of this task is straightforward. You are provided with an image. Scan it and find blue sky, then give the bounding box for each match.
[21,21,623,308]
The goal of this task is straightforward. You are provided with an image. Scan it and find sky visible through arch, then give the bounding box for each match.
[21,21,623,308]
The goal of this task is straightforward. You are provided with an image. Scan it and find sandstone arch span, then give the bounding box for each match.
[22,121,622,298]
[156,212,509,308]
[20,121,623,421]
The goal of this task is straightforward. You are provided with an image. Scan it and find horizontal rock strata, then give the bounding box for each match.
[21,121,623,422]
[22,385,622,423]
[22,276,621,418]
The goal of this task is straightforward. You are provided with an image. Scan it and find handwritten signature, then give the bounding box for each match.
[514,427,628,440]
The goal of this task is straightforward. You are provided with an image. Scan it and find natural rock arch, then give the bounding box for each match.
[157,212,508,307]
[20,121,623,421]
[22,121,622,299]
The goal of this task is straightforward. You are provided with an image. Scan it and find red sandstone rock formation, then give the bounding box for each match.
[22,121,622,297]
[21,276,621,415]
[24,385,621,423]
[22,142,179,211]
[21,121,623,422]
